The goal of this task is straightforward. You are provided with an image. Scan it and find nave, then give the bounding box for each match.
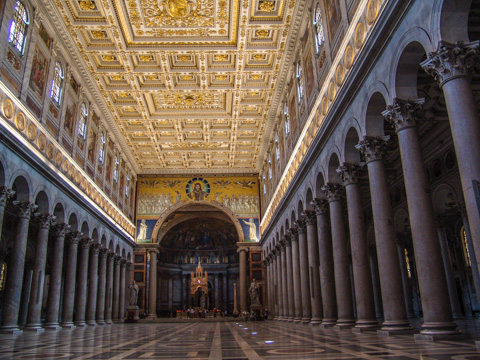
[1,320,480,359]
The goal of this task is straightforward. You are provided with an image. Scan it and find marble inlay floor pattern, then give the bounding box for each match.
[1,320,480,359]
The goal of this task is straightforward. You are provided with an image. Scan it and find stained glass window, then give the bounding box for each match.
[284,102,290,137]
[113,156,119,183]
[296,61,304,103]
[313,2,325,54]
[77,103,88,138]
[8,1,28,54]
[98,132,106,164]
[275,131,280,161]
[50,62,64,105]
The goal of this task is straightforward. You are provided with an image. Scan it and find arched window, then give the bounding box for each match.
[262,174,266,195]
[77,103,88,139]
[125,174,130,198]
[50,62,64,105]
[98,132,106,164]
[113,156,119,183]
[275,131,280,161]
[284,102,290,137]
[313,2,325,54]
[268,166,272,180]
[0,262,6,291]
[8,1,29,54]
[296,61,304,103]
[461,226,472,267]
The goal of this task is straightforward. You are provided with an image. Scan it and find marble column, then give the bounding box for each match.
[280,239,289,320]
[436,216,463,318]
[238,248,248,312]
[96,248,108,325]
[311,199,337,327]
[271,250,279,318]
[0,187,14,263]
[322,183,355,328]
[86,243,100,325]
[60,231,83,328]
[383,98,459,338]
[368,246,384,319]
[288,228,303,322]
[104,252,114,324]
[44,223,70,330]
[118,259,126,322]
[285,237,295,321]
[338,164,378,331]
[75,238,91,327]
[357,137,412,333]
[275,245,284,319]
[421,42,480,289]
[112,256,121,322]
[223,273,228,311]
[168,275,173,311]
[214,274,219,309]
[147,250,158,319]
[296,219,312,324]
[303,210,323,325]
[0,201,37,333]
[24,213,55,332]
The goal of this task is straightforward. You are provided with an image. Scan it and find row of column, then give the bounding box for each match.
[264,40,480,337]
[0,198,131,333]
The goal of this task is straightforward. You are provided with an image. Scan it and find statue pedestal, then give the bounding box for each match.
[250,304,263,321]
[126,306,140,323]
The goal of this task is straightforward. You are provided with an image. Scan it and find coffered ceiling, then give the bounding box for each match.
[43,0,305,174]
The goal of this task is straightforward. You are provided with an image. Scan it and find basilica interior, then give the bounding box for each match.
[1,0,480,358]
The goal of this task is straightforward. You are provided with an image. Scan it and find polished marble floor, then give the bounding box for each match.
[1,320,480,359]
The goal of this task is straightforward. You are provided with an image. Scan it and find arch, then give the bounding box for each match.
[393,208,410,234]
[394,41,428,99]
[290,209,297,227]
[315,171,326,199]
[53,203,65,224]
[432,183,459,213]
[121,248,126,258]
[80,221,89,238]
[432,0,471,44]
[34,191,49,214]
[297,199,304,217]
[68,212,78,232]
[0,160,5,186]
[327,153,342,183]
[115,244,120,255]
[101,234,107,248]
[92,228,99,243]
[151,200,245,244]
[343,127,361,163]
[108,239,114,252]
[365,92,388,137]
[11,175,30,202]
[305,188,314,210]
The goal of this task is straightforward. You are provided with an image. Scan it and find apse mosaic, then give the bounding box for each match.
[136,175,260,243]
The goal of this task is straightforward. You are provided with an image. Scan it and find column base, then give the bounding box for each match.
[74,321,87,327]
[145,315,157,320]
[96,320,106,326]
[353,319,379,332]
[287,317,295,322]
[0,326,22,334]
[301,318,311,324]
[60,322,76,329]
[44,323,62,330]
[414,322,463,341]
[105,319,113,325]
[377,320,413,336]
[320,319,337,328]
[334,319,355,330]
[294,317,302,323]
[309,317,322,326]
[86,321,97,326]
[23,324,45,333]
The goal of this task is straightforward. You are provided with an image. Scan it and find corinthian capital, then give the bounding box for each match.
[13,201,38,218]
[421,41,480,88]
[310,198,329,216]
[52,223,71,237]
[294,219,306,234]
[321,182,344,202]
[337,163,363,185]
[67,231,84,244]
[33,213,56,229]
[302,210,317,226]
[356,136,390,163]
[382,98,425,132]
[0,187,15,207]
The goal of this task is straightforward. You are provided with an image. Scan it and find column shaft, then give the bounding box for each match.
[112,256,121,322]
[104,253,114,324]
[239,249,247,312]
[75,239,91,327]
[24,215,54,332]
[290,232,303,322]
[280,245,289,320]
[61,232,82,328]
[96,249,107,325]
[86,244,100,325]
[147,251,157,319]
[275,249,284,319]
[118,261,126,322]
[285,243,295,321]
[0,202,36,333]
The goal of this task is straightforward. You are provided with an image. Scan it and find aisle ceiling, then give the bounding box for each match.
[46,0,305,174]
